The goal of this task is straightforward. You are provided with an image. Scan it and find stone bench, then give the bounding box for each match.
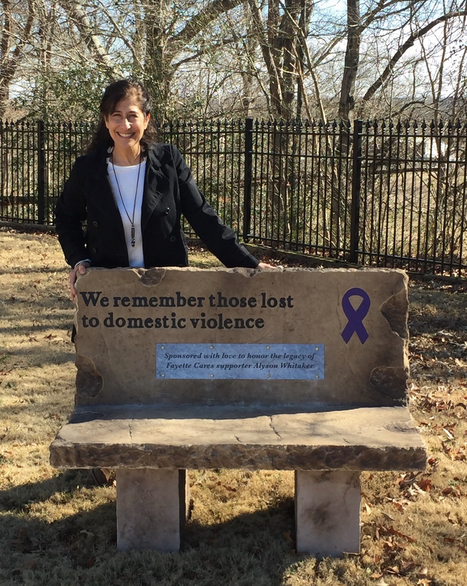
[50,267,426,556]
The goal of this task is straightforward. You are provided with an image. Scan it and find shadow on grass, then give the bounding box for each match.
[409,287,467,335]
[0,311,74,343]
[0,347,74,369]
[0,470,96,511]
[1,472,299,586]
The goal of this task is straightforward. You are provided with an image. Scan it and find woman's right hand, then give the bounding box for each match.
[69,261,90,302]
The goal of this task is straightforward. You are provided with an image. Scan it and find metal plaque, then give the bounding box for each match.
[156,343,324,380]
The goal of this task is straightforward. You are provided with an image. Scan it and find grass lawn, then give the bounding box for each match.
[1,227,466,586]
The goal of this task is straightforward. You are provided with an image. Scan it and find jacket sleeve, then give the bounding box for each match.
[55,156,89,267]
[171,146,259,268]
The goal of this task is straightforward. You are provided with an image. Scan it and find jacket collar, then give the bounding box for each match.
[87,143,162,174]
[86,144,167,231]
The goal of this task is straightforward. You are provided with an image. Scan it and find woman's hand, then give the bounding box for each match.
[69,261,90,302]
[258,261,279,269]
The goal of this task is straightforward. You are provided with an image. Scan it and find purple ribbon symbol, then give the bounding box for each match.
[341,288,370,344]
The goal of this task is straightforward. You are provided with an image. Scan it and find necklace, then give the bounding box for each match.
[110,154,142,247]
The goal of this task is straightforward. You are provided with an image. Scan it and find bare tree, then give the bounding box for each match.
[58,1,118,74]
[360,2,467,119]
[5,0,467,125]
[0,0,35,117]
[246,0,313,119]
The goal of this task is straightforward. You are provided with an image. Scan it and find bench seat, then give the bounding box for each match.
[50,404,425,472]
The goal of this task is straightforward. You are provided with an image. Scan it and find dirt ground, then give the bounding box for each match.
[1,227,466,586]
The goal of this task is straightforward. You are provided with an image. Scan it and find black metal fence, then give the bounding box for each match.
[1,118,466,276]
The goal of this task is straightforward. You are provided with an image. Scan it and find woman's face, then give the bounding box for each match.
[104,96,150,153]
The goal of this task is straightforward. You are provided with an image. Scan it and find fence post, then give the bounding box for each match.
[349,119,362,264]
[242,117,253,242]
[37,120,45,224]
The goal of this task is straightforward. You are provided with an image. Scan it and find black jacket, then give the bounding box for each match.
[55,143,259,269]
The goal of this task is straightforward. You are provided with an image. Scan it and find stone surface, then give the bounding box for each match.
[50,405,426,471]
[116,468,186,552]
[72,267,409,408]
[295,471,361,556]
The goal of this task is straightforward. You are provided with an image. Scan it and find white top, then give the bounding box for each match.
[107,159,146,268]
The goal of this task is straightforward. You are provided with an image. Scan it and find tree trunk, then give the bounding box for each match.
[338,0,360,122]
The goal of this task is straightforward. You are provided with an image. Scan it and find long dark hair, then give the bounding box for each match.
[86,79,157,154]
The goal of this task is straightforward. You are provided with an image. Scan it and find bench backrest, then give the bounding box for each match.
[74,267,408,408]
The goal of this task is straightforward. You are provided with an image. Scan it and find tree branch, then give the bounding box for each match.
[362,9,467,105]
[170,0,243,51]
[57,0,122,76]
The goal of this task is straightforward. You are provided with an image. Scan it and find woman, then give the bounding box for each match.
[55,79,270,300]
[56,79,272,486]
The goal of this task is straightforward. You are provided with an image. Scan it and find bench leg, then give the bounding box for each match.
[116,468,187,552]
[295,470,361,556]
